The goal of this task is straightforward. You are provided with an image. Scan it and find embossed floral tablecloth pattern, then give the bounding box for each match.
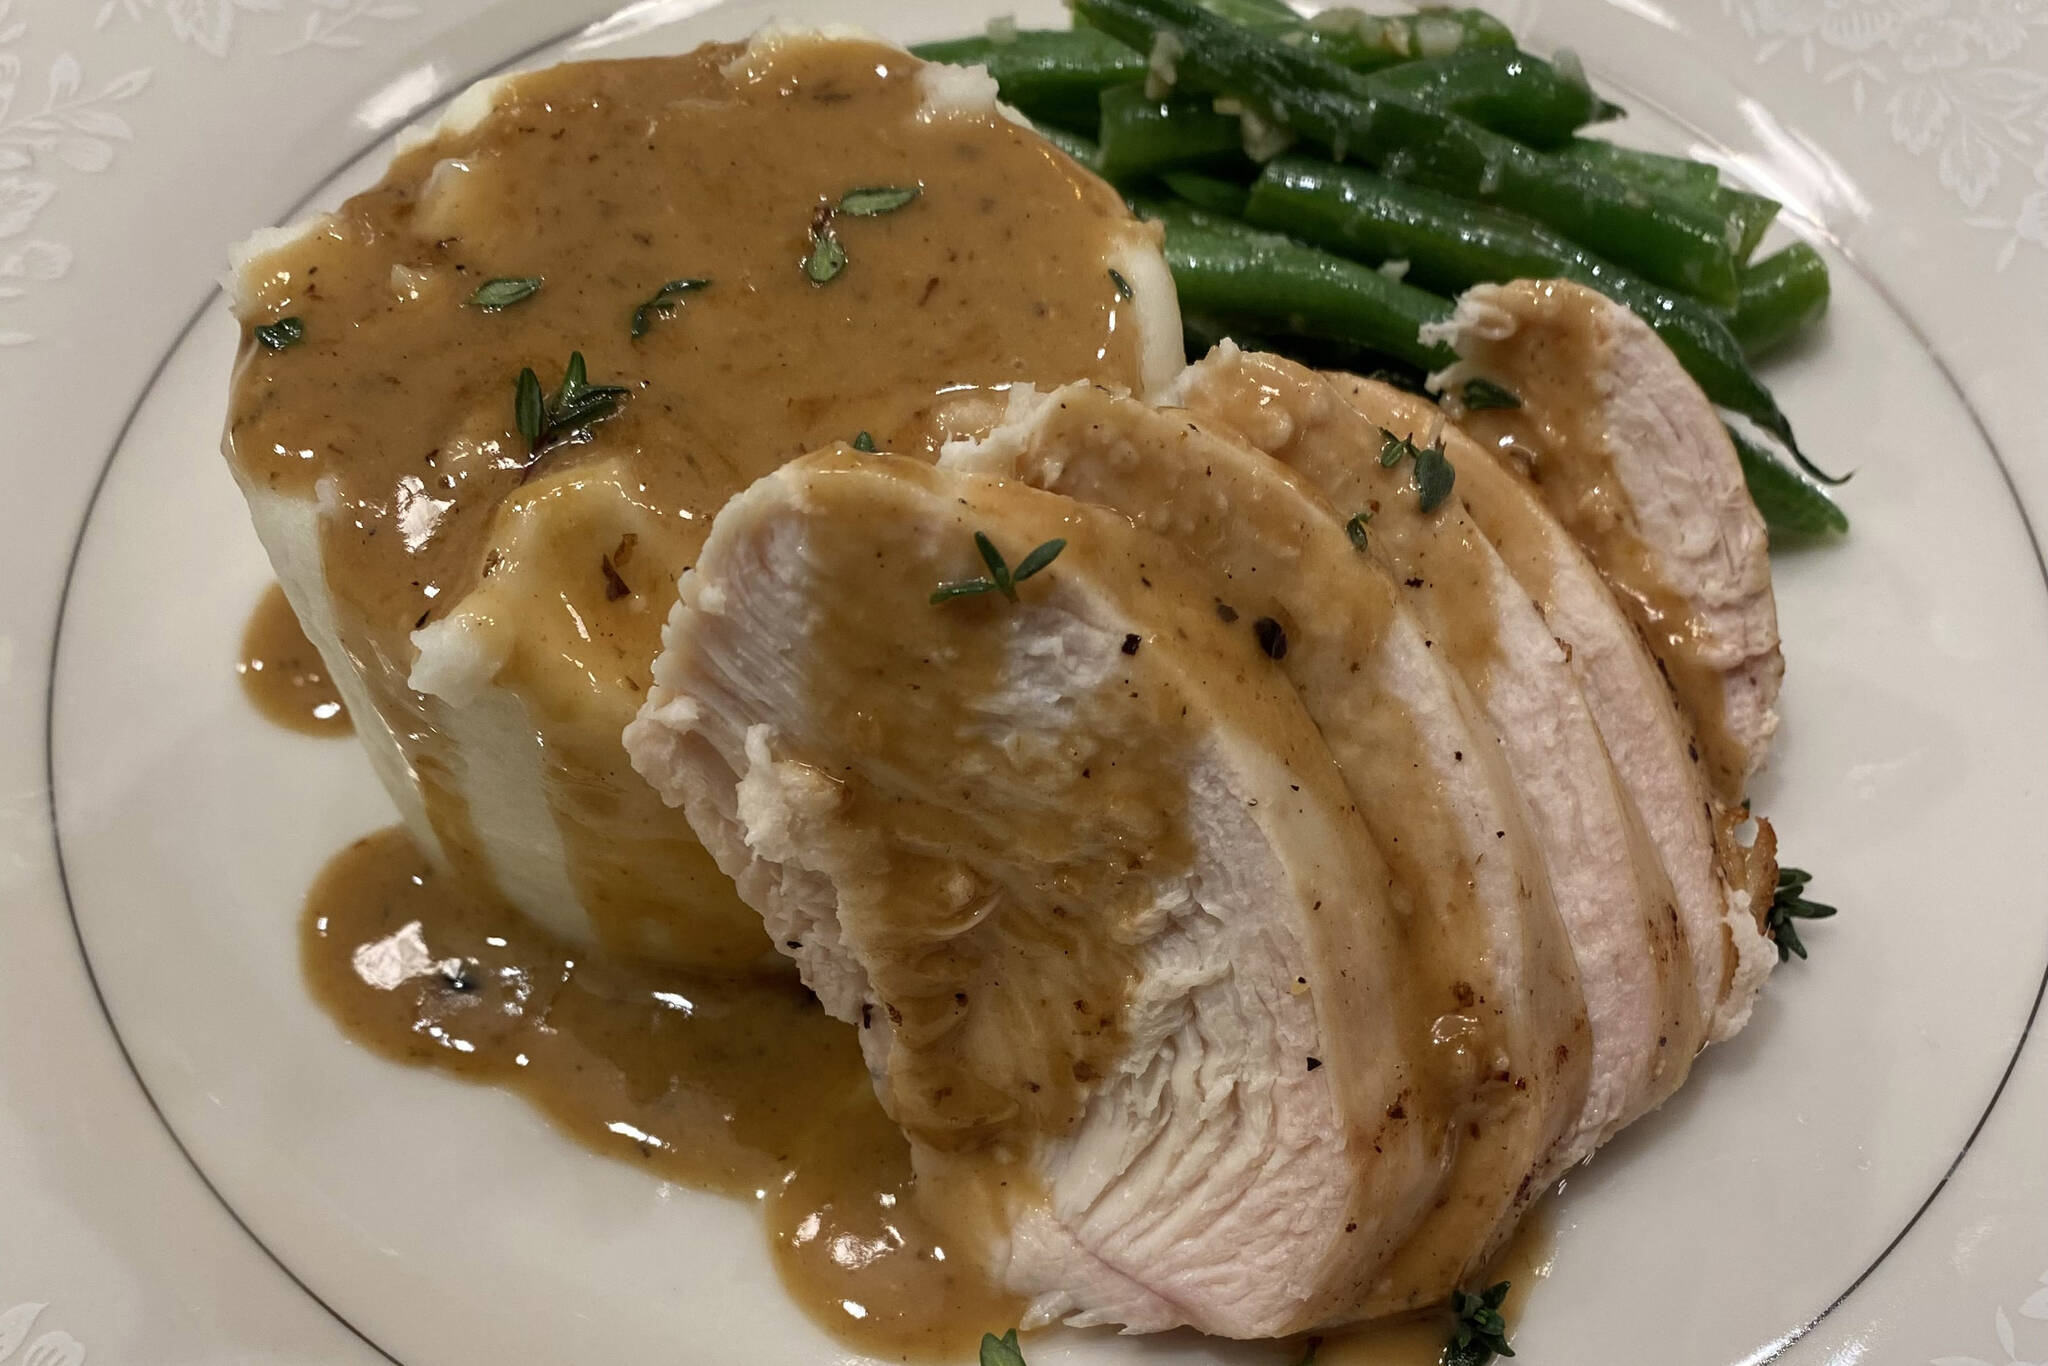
[0,2,2042,1363]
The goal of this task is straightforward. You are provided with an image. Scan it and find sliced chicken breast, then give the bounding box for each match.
[1174,345,1705,1169]
[1333,375,1776,1041]
[626,449,1449,1337]
[942,381,1589,1310]
[1427,279,1782,803]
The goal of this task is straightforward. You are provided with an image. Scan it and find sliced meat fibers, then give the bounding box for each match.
[1333,374,1775,1041]
[943,382,1590,1313]
[1174,345,1707,1175]
[625,449,1451,1337]
[1430,279,1783,803]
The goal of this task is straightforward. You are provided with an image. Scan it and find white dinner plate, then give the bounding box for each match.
[3,1,2046,1362]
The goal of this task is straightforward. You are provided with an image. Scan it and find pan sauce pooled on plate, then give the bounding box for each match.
[219,21,1792,1357]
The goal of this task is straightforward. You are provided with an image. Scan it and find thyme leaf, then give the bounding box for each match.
[1462,377,1521,411]
[630,276,710,338]
[852,430,877,453]
[1109,266,1134,300]
[930,578,1001,604]
[1379,428,1416,468]
[1444,1281,1514,1366]
[1768,866,1836,962]
[1346,511,1371,552]
[468,276,543,311]
[1414,440,1456,514]
[839,184,921,216]
[979,1329,1028,1366]
[254,316,304,351]
[804,227,847,284]
[975,531,1015,600]
[514,367,544,446]
[1012,537,1067,583]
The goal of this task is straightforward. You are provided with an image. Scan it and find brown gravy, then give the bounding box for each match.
[238,583,350,736]
[303,825,1022,1360]
[224,40,1151,969]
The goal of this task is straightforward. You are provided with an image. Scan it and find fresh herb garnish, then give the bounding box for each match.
[512,350,630,463]
[254,316,304,351]
[1377,426,1456,513]
[1346,510,1371,552]
[1109,266,1134,300]
[852,430,877,453]
[1414,440,1456,513]
[515,366,544,445]
[1768,866,1836,962]
[838,184,921,216]
[1445,1281,1514,1366]
[468,276,543,311]
[804,223,847,284]
[803,186,919,284]
[1462,377,1521,411]
[630,277,709,338]
[930,532,1067,605]
[979,1329,1028,1366]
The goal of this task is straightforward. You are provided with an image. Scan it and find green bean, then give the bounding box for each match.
[1371,48,1620,149]
[1132,195,1459,373]
[1033,121,1104,171]
[1293,7,1517,72]
[909,29,1144,130]
[1722,187,1781,262]
[1244,157,1802,453]
[1097,84,1246,181]
[1182,310,1432,385]
[1072,0,1742,305]
[1732,243,1830,358]
[1727,424,1847,538]
[1563,138,1720,194]
[1186,0,1299,30]
[1562,139,1781,263]
[1159,167,1253,216]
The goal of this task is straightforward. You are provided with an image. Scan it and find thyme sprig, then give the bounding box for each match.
[1768,866,1836,961]
[931,532,1066,605]
[1444,1281,1515,1366]
[513,350,629,464]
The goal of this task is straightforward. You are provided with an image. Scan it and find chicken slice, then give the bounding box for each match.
[1175,345,1705,1171]
[626,449,1446,1337]
[1333,375,1776,1041]
[1426,279,1782,803]
[942,382,1589,1312]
